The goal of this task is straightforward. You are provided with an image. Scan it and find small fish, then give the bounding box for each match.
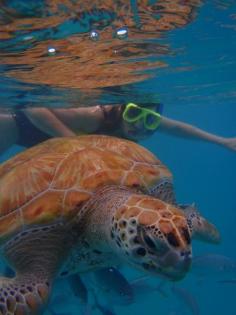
[93,268,167,305]
[130,277,168,299]
[48,292,90,315]
[48,293,78,314]
[68,274,88,305]
[92,290,116,315]
[171,286,200,315]
[192,254,236,276]
[92,267,134,305]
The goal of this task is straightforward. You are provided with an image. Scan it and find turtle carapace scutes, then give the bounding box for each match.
[0,135,220,315]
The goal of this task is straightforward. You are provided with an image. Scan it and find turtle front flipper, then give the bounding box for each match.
[0,223,70,315]
[181,204,221,244]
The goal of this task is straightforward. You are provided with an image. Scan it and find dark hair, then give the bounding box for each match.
[99,104,123,133]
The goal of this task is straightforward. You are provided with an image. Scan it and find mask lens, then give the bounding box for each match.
[128,106,142,118]
[123,105,143,122]
[145,113,161,130]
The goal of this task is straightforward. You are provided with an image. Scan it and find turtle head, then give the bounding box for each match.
[110,194,192,281]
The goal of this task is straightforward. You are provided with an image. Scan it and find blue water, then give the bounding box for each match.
[0,1,236,315]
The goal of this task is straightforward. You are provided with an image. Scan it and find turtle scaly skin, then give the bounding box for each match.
[0,135,220,315]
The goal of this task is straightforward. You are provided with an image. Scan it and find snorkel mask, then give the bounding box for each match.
[122,103,162,131]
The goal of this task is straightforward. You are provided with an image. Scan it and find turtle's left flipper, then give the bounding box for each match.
[181,204,220,244]
[0,223,70,315]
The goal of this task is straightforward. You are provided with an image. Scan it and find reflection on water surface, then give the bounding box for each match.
[0,0,235,108]
[0,0,205,107]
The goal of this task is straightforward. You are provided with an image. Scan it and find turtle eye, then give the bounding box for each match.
[142,233,168,255]
[181,227,191,245]
[139,227,168,255]
[166,232,179,247]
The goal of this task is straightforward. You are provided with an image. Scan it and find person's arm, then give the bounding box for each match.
[23,108,76,137]
[159,116,236,151]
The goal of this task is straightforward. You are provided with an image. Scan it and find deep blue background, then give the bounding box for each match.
[0,2,236,315]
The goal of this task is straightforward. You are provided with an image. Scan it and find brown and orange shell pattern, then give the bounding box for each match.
[0,135,172,243]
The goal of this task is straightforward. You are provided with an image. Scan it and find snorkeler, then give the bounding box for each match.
[0,102,235,154]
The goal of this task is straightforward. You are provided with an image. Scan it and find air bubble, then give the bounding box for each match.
[116,26,128,39]
[90,30,99,41]
[23,35,34,41]
[47,47,56,55]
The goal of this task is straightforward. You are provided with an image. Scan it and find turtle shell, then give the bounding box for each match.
[0,135,172,243]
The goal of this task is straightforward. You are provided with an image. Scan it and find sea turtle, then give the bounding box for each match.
[0,135,219,315]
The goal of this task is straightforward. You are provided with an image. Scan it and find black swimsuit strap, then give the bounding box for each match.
[14,110,49,147]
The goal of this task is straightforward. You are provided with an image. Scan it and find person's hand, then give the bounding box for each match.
[221,137,236,151]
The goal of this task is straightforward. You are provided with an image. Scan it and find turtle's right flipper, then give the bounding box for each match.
[181,204,220,244]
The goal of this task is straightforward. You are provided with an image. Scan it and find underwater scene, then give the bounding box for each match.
[0,1,236,315]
